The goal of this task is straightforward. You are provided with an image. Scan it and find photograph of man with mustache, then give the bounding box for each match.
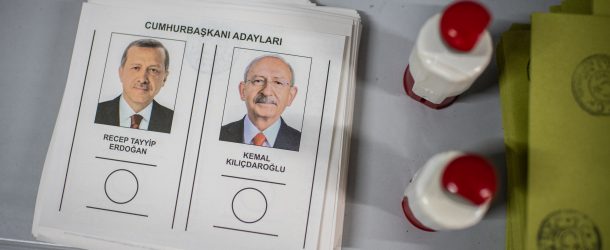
[95,38,174,133]
[219,54,301,151]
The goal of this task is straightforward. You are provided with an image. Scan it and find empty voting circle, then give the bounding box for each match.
[232,188,268,223]
[104,169,139,204]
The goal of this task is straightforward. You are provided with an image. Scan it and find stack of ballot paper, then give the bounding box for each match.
[32,0,360,249]
[498,0,609,249]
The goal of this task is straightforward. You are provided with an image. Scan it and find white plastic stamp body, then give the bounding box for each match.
[402,151,497,231]
[404,1,492,109]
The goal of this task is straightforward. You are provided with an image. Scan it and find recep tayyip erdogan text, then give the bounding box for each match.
[103,134,156,155]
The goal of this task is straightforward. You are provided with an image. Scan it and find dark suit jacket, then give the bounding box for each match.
[94,96,174,133]
[219,117,301,151]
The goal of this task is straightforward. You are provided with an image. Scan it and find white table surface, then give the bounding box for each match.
[0,0,558,249]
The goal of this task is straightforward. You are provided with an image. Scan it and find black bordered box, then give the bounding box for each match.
[219,47,312,151]
[95,33,186,134]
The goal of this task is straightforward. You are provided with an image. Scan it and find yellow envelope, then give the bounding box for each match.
[594,0,610,15]
[528,12,610,250]
[549,5,563,13]
[497,26,531,250]
[561,0,593,14]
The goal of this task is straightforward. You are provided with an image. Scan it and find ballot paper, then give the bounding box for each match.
[527,12,610,250]
[32,1,360,249]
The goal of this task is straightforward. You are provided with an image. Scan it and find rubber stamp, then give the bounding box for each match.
[402,151,497,231]
[404,0,492,109]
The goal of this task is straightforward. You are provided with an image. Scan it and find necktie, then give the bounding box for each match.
[252,133,266,146]
[131,114,143,129]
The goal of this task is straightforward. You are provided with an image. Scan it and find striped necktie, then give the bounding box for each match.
[131,114,143,129]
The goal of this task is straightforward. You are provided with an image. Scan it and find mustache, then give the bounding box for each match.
[254,94,277,105]
[134,81,150,90]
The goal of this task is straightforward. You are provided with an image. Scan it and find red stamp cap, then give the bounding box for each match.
[441,154,497,205]
[440,0,491,52]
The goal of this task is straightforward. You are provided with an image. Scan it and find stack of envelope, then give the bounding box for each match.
[498,0,610,249]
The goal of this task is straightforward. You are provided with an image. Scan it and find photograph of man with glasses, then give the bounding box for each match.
[95,38,174,133]
[220,54,301,151]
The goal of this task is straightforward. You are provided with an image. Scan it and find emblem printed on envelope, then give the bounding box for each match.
[572,53,610,116]
[537,209,601,250]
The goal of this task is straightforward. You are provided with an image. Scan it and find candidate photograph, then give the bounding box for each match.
[220,54,305,151]
[95,38,175,133]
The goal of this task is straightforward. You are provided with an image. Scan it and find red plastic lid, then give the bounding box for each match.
[441,154,497,205]
[440,0,491,52]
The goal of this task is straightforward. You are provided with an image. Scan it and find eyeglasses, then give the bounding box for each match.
[246,77,291,89]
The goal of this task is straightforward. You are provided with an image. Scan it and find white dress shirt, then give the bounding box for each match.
[243,115,281,147]
[119,95,153,130]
